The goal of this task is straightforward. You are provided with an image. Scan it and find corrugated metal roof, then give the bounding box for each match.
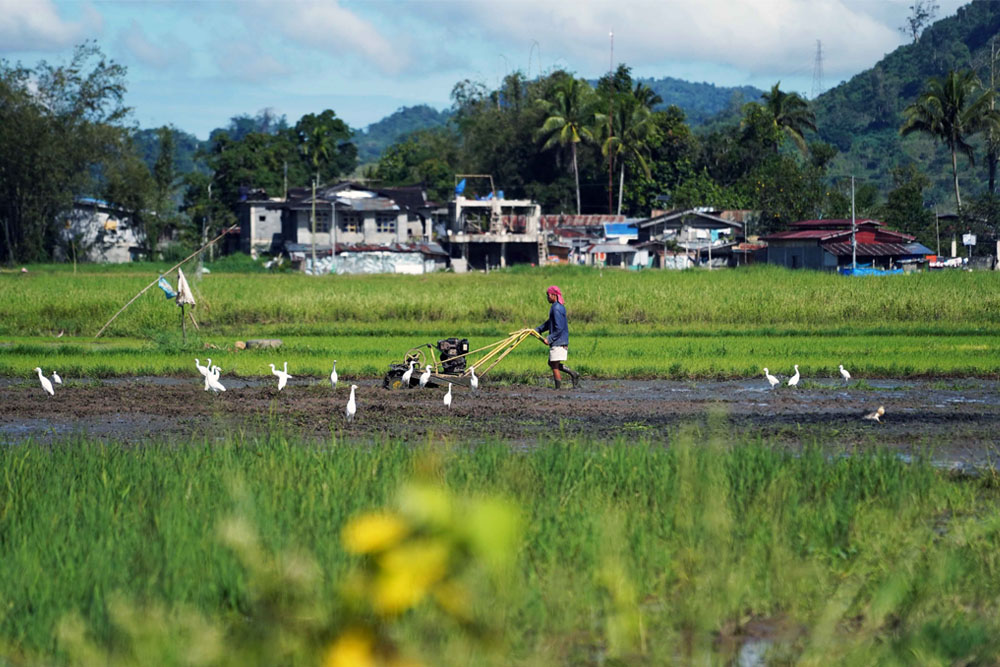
[284,241,446,256]
[586,243,637,253]
[764,229,849,241]
[791,218,882,228]
[823,242,933,257]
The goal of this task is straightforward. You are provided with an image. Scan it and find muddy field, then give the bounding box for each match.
[3,376,999,466]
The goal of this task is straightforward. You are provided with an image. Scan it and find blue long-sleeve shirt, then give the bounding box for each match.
[536,302,568,347]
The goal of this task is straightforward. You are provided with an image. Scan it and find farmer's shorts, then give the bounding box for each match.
[549,345,568,362]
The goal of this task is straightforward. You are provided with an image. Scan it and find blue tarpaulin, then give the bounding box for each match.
[455,178,466,194]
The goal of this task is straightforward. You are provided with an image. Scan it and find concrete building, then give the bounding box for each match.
[56,198,142,263]
[443,195,547,270]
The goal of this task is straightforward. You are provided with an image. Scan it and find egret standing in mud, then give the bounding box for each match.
[788,365,800,387]
[345,385,357,422]
[330,361,338,389]
[469,366,478,391]
[270,362,292,391]
[419,365,432,388]
[763,368,780,390]
[863,405,885,422]
[839,364,851,383]
[443,383,453,408]
[51,371,62,385]
[34,367,55,396]
[401,360,415,388]
[207,366,226,393]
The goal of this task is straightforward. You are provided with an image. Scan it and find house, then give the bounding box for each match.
[239,195,284,255]
[762,219,933,271]
[283,183,410,250]
[56,198,143,263]
[583,242,638,268]
[631,209,745,268]
[443,194,547,270]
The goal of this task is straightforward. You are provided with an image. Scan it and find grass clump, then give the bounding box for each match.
[1,429,999,664]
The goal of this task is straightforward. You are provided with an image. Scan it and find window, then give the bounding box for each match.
[312,210,331,233]
[376,214,397,234]
[258,215,266,222]
[340,213,361,233]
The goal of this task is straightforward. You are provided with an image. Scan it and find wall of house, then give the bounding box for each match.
[304,251,446,275]
[56,207,141,263]
[766,243,837,270]
[240,204,283,253]
[292,209,407,246]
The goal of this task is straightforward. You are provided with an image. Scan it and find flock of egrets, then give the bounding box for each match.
[763,363,883,422]
[27,359,883,423]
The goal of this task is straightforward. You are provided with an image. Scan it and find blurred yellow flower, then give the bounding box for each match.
[374,540,450,614]
[324,629,375,667]
[342,513,408,554]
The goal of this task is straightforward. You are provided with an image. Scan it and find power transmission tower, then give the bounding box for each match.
[811,40,824,99]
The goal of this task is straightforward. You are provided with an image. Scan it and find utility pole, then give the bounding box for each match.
[311,178,318,273]
[934,204,940,256]
[851,176,857,271]
[607,30,614,215]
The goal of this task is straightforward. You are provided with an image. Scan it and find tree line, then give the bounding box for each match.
[5,43,1000,265]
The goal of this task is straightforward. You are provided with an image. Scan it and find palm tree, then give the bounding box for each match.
[537,77,597,215]
[761,82,817,154]
[602,83,662,215]
[900,69,1000,211]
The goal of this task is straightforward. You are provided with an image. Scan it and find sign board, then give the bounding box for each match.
[963,233,977,246]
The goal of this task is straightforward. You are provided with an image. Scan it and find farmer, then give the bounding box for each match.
[535,285,580,389]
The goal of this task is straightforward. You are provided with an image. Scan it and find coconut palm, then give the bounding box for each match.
[761,82,817,154]
[900,69,1000,211]
[602,83,662,214]
[537,76,598,215]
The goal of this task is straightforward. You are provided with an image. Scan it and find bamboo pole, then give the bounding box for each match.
[94,224,237,338]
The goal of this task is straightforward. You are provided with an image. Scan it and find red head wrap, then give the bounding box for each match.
[546,285,564,305]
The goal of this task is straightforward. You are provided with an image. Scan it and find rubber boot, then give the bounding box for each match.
[563,367,581,388]
[554,378,561,389]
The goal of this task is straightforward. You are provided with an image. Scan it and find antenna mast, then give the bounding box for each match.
[811,40,824,99]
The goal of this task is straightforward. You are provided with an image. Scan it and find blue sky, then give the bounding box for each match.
[0,0,968,140]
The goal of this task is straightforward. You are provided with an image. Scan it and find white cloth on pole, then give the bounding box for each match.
[176,268,196,306]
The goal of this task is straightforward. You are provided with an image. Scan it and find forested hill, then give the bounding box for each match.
[636,76,763,124]
[354,105,451,164]
[814,0,1000,203]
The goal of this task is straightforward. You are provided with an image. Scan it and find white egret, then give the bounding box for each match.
[207,366,226,393]
[419,365,432,388]
[763,368,780,390]
[195,358,211,378]
[330,360,338,388]
[269,363,292,391]
[400,360,415,388]
[34,367,54,396]
[787,365,800,387]
[863,406,885,422]
[443,383,453,408]
[469,366,478,390]
[345,384,357,422]
[839,364,851,383]
[52,371,62,385]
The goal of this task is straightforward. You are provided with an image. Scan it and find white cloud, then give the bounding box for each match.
[392,0,920,80]
[0,0,100,52]
[118,19,189,70]
[247,0,409,75]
